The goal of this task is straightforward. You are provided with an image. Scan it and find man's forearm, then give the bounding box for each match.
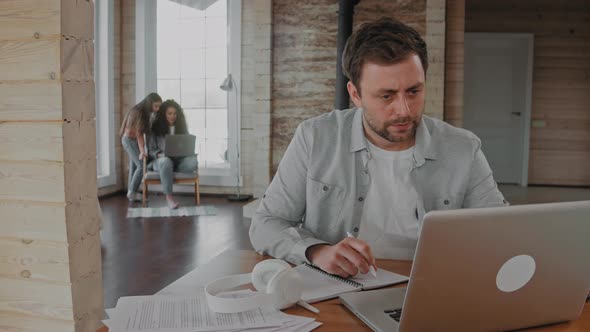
[250,208,328,264]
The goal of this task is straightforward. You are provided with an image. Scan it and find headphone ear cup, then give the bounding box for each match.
[251,259,291,292]
[266,267,303,310]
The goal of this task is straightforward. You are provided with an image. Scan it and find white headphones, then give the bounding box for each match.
[204,259,303,313]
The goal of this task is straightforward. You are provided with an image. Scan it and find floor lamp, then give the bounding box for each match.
[220,74,252,202]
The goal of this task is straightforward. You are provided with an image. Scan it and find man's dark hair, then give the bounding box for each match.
[342,17,428,92]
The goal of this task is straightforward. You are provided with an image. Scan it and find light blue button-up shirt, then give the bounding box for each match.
[249,108,508,264]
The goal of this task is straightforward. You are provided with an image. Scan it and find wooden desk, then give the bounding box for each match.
[97,250,590,332]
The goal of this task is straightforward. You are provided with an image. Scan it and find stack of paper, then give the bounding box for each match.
[102,289,321,332]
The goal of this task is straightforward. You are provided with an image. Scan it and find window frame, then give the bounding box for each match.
[96,0,117,188]
[136,0,242,187]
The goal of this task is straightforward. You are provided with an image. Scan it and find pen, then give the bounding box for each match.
[346,231,378,278]
[297,300,320,314]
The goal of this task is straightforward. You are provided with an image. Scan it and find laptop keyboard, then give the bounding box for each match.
[384,308,403,322]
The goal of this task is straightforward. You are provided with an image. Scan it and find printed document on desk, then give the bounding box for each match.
[107,295,284,331]
[104,289,321,332]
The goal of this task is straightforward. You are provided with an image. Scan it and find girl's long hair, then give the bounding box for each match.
[151,99,189,136]
[119,92,162,136]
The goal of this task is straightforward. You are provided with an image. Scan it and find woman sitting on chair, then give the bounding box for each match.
[148,100,198,209]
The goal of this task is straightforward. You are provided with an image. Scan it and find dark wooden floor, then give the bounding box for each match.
[99,193,254,309]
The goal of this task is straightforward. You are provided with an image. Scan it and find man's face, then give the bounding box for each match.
[347,54,426,150]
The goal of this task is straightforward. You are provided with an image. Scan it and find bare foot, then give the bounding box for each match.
[166,198,179,209]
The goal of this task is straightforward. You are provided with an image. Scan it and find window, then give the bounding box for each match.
[95,0,116,187]
[138,0,242,186]
[157,0,230,170]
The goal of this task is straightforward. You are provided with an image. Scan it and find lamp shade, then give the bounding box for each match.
[169,0,217,11]
[220,74,233,91]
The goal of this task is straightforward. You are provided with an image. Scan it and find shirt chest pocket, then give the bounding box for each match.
[307,178,345,206]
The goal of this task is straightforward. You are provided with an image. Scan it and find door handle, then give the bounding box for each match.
[511,112,522,116]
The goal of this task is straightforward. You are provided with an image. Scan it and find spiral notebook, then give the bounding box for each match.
[293,262,409,303]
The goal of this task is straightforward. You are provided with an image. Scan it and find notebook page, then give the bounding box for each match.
[293,264,358,303]
[353,268,408,290]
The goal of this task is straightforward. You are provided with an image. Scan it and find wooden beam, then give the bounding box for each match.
[71,272,103,331]
[64,199,101,251]
[62,80,95,122]
[62,119,97,163]
[61,0,94,40]
[63,160,97,203]
[61,38,93,81]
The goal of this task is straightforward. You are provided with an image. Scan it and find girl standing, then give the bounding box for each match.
[120,93,162,201]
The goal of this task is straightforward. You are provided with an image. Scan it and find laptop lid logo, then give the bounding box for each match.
[496,254,536,293]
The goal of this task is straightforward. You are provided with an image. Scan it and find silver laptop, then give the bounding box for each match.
[340,201,590,332]
[164,134,196,157]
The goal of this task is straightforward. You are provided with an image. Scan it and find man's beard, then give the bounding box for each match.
[364,114,419,143]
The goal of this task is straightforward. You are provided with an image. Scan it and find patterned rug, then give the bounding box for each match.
[126,206,217,218]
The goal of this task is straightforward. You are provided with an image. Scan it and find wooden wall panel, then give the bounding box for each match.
[0,0,61,41]
[0,201,67,242]
[0,239,70,283]
[466,0,590,185]
[0,161,65,202]
[444,0,465,127]
[0,312,74,332]
[0,82,62,121]
[0,277,72,320]
[425,0,446,120]
[0,39,60,81]
[0,1,103,330]
[529,150,590,186]
[0,122,63,161]
[271,0,427,172]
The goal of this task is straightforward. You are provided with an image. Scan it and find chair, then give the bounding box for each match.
[142,157,200,207]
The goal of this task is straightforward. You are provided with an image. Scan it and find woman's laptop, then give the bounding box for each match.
[340,201,590,332]
[164,134,196,157]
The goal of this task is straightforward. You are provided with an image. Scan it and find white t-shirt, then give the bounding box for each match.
[357,140,420,260]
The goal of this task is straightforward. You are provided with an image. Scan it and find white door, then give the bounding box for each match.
[463,33,533,186]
